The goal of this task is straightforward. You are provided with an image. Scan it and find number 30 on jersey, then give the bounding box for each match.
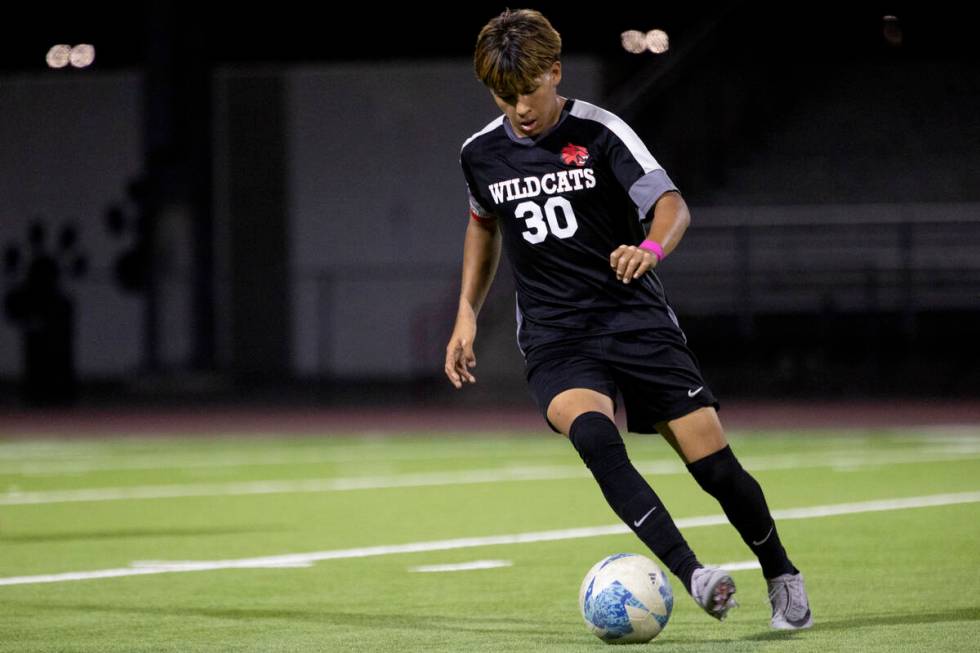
[515,197,579,244]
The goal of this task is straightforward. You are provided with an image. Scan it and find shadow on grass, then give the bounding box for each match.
[744,606,980,641]
[0,525,281,544]
[6,602,583,642]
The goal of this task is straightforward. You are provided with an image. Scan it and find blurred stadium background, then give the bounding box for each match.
[1,2,977,424]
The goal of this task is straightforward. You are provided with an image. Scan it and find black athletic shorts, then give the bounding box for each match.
[524,329,720,435]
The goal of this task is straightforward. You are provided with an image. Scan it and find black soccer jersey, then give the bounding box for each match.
[460,98,685,358]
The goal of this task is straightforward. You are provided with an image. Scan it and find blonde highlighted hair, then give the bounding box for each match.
[473,9,562,97]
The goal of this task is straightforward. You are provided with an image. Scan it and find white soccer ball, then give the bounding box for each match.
[579,553,673,644]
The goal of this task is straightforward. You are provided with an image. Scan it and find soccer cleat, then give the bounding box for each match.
[767,571,813,630]
[690,566,738,621]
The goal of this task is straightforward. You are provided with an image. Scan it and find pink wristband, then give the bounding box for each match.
[639,239,665,262]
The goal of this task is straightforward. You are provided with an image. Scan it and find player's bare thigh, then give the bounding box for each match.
[655,406,728,464]
[547,388,616,437]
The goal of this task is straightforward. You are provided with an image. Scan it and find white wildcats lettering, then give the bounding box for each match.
[488,168,596,205]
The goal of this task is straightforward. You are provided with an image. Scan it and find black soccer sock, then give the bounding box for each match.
[686,445,798,579]
[569,411,702,593]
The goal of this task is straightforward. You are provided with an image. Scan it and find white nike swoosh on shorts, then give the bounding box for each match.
[688,386,704,397]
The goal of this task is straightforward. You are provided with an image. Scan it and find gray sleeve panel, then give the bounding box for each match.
[468,190,493,219]
[460,149,494,220]
[629,168,678,222]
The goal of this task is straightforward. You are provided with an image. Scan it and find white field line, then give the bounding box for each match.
[422,557,758,574]
[0,491,977,587]
[408,560,513,573]
[3,447,980,506]
[3,430,979,475]
[0,445,567,475]
[717,560,762,572]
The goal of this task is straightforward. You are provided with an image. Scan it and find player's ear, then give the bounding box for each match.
[550,61,562,87]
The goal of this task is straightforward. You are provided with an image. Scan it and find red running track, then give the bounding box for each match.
[0,400,978,438]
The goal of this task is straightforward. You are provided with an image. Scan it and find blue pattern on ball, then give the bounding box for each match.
[660,582,674,614]
[651,582,673,628]
[598,553,634,570]
[583,578,648,640]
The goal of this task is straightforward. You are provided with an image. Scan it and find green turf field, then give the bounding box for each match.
[0,426,978,652]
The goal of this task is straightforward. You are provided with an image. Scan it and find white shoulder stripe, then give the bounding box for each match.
[461,115,505,153]
[569,100,661,173]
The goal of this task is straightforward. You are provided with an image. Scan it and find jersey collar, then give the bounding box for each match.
[502,98,575,147]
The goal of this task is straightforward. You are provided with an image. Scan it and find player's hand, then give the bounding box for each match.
[445,321,477,389]
[610,244,658,284]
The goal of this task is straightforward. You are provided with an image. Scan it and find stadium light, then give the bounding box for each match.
[46,44,96,69]
[46,44,72,69]
[621,30,647,54]
[645,30,669,54]
[70,44,96,68]
[621,29,670,55]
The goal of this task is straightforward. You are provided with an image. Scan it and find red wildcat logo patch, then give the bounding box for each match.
[561,143,590,167]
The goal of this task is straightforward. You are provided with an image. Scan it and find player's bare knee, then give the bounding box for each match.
[547,389,613,436]
[665,406,727,462]
[546,400,577,436]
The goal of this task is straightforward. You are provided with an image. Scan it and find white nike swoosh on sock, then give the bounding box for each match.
[633,506,657,528]
[752,524,775,546]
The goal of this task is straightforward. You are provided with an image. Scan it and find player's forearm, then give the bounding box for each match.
[644,191,691,256]
[458,218,502,318]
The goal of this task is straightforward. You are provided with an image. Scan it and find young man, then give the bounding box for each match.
[445,9,812,629]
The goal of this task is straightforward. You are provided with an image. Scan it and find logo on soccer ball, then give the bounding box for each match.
[561,143,590,167]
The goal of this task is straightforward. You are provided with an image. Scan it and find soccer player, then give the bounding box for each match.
[445,9,812,629]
